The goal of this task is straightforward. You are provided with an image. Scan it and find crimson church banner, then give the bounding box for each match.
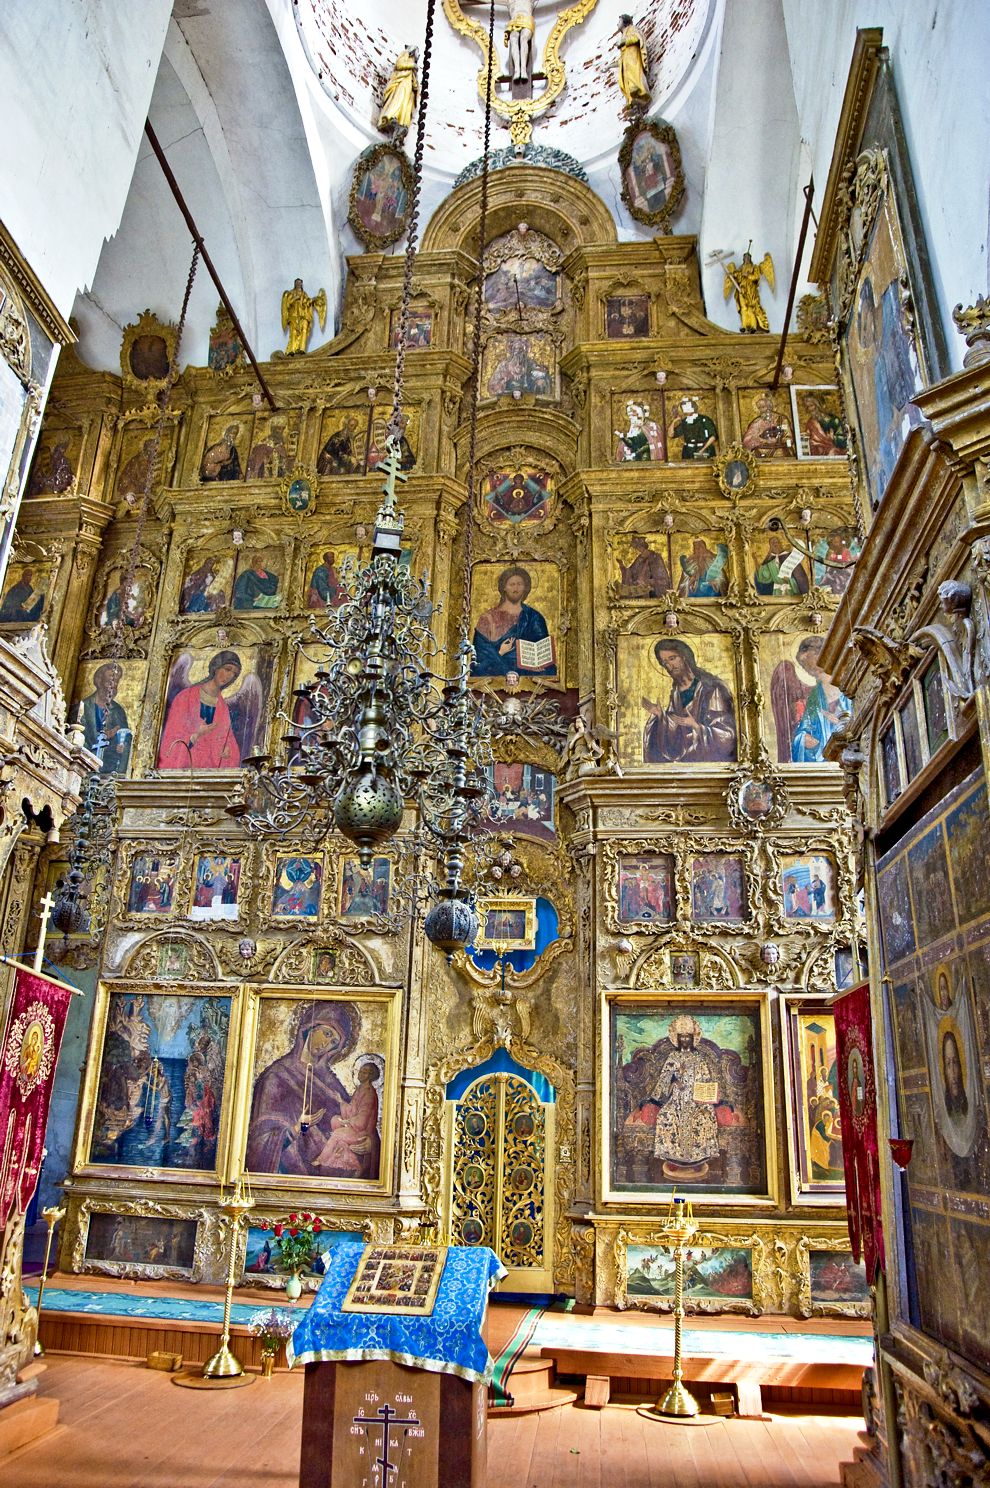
[833,981,884,1280]
[0,965,75,1226]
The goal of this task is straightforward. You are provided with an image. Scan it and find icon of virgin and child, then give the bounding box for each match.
[157,648,266,770]
[245,1002,382,1181]
[471,565,557,678]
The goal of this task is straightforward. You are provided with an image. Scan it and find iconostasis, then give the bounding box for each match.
[16,163,867,1315]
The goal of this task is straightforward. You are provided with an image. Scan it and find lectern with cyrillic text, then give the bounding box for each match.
[288,1242,504,1488]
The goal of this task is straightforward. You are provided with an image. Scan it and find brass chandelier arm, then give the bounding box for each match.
[766,516,859,572]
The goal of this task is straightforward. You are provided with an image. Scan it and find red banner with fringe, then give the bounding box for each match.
[834,981,885,1279]
[0,965,75,1226]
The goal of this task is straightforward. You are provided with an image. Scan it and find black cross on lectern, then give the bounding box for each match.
[352,1400,421,1478]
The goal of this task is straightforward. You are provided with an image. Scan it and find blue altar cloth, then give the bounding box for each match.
[287,1242,506,1384]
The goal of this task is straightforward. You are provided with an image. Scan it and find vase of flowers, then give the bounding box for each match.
[248,1307,296,1378]
[262,1212,325,1300]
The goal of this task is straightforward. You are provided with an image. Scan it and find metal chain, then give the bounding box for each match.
[459,0,497,638]
[113,241,200,656]
[389,0,437,442]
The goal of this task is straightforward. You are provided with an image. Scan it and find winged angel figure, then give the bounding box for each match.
[722,249,776,333]
[281,278,327,356]
[442,0,599,152]
[157,648,265,771]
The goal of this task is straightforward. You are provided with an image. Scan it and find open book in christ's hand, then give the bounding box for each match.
[516,635,556,671]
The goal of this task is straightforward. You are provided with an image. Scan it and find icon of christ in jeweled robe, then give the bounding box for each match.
[641,638,736,764]
[646,1016,720,1178]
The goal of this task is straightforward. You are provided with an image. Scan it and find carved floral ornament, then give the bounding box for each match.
[834,147,889,324]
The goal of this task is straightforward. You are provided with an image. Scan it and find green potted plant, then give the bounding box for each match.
[262,1212,325,1300]
[248,1306,296,1377]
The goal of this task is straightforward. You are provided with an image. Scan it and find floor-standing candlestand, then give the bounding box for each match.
[641,1195,700,1422]
[32,1204,66,1357]
[175,1176,254,1388]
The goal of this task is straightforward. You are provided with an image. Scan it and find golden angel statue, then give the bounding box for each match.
[281,278,327,356]
[378,45,419,134]
[722,249,775,333]
[617,13,651,109]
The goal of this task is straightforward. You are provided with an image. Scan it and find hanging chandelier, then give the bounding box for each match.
[230,0,502,955]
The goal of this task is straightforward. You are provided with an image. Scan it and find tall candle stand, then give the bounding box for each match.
[640,1195,700,1422]
[33,1204,66,1357]
[174,1174,254,1388]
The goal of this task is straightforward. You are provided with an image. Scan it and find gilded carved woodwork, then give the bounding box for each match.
[18,159,862,1311]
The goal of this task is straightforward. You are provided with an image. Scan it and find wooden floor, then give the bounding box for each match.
[5,1355,865,1487]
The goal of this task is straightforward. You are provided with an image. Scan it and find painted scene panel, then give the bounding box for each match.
[271,855,323,918]
[90,992,231,1171]
[673,533,730,599]
[611,1003,768,1197]
[484,762,555,843]
[618,633,737,767]
[483,331,556,399]
[73,660,143,776]
[85,1214,197,1270]
[200,416,250,483]
[606,294,650,340]
[339,857,390,919]
[125,852,178,915]
[485,253,559,311]
[875,770,990,1373]
[94,564,155,630]
[27,428,79,496]
[612,395,666,462]
[845,191,925,508]
[0,562,52,624]
[691,855,747,924]
[242,1225,362,1281]
[481,466,555,525]
[190,853,241,921]
[781,854,837,921]
[316,408,417,476]
[812,525,861,598]
[666,395,719,461]
[612,532,673,598]
[618,855,675,925]
[809,1250,869,1303]
[245,997,388,1183]
[792,1009,845,1191]
[790,386,848,458]
[390,305,432,348]
[627,1244,753,1302]
[233,546,283,612]
[157,644,273,771]
[179,550,233,615]
[353,150,410,240]
[760,633,851,764]
[740,390,795,458]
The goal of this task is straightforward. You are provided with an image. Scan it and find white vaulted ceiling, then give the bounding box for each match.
[293,0,718,175]
[67,0,823,375]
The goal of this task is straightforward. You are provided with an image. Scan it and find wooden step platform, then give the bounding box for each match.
[34,1272,307,1372]
[488,1355,579,1416]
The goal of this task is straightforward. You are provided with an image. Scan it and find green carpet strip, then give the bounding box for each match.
[489,1306,544,1407]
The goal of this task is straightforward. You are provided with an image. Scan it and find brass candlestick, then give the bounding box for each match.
[175,1176,254,1387]
[33,1204,66,1357]
[641,1195,700,1422]
[204,1177,254,1379]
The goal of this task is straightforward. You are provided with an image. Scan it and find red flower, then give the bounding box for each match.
[288,1212,298,1223]
[274,1224,284,1238]
[289,1227,299,1238]
[261,1219,270,1230]
[312,1219,322,1234]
